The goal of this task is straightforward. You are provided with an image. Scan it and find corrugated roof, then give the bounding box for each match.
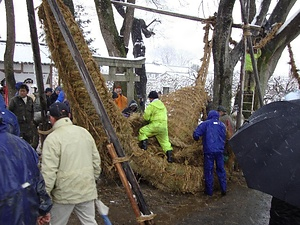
[0,40,52,64]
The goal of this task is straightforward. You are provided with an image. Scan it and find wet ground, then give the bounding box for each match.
[68,171,272,225]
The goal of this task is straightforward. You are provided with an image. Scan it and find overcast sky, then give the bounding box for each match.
[0,0,299,77]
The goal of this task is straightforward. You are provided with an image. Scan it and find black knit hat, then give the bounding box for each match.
[148,91,159,99]
[49,102,69,119]
[217,105,227,112]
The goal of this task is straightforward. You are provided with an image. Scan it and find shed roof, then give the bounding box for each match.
[0,40,52,64]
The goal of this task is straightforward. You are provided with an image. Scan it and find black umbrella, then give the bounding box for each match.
[229,99,300,208]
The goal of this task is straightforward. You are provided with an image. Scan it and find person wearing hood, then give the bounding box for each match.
[138,91,173,163]
[0,94,20,136]
[122,100,138,117]
[0,111,52,225]
[193,110,227,196]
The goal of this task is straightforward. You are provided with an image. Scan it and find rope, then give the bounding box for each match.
[136,213,157,223]
[243,24,252,36]
[38,128,53,135]
[112,156,131,164]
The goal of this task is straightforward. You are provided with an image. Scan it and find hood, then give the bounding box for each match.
[128,100,138,107]
[207,110,220,120]
[150,99,165,109]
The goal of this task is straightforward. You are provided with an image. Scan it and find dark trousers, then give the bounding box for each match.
[204,152,227,195]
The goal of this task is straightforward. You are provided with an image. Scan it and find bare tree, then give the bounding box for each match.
[212,0,300,111]
[4,0,16,101]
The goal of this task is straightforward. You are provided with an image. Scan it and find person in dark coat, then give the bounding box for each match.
[269,197,300,225]
[193,110,227,196]
[8,84,37,149]
[0,112,52,225]
[0,94,20,136]
[122,100,138,117]
[45,87,53,110]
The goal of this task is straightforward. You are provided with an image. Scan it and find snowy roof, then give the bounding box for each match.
[0,40,52,64]
[145,62,190,74]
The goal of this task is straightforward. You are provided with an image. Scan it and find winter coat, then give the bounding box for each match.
[41,117,101,204]
[193,110,226,154]
[122,100,138,117]
[114,94,128,111]
[138,99,172,152]
[0,95,20,136]
[245,49,261,72]
[143,99,168,124]
[0,122,52,225]
[8,95,35,132]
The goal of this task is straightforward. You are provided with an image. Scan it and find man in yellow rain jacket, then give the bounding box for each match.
[138,91,173,163]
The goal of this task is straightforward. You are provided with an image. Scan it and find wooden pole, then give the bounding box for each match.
[46,1,154,224]
[107,144,150,225]
[239,0,264,108]
[26,0,47,120]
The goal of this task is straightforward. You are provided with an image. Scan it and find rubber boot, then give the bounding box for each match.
[166,150,173,163]
[139,139,148,150]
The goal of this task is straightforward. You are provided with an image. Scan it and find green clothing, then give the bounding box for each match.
[245,49,261,72]
[138,99,172,152]
[42,117,101,204]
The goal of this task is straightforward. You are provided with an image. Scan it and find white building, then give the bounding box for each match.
[0,40,54,94]
[145,62,196,94]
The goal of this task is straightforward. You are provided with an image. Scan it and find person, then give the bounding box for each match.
[0,111,52,225]
[41,102,101,225]
[193,110,227,196]
[138,91,173,163]
[245,48,261,91]
[122,100,138,117]
[49,86,62,105]
[217,105,236,170]
[114,85,128,111]
[269,197,300,225]
[217,105,235,136]
[8,83,38,149]
[0,94,20,136]
[45,87,53,110]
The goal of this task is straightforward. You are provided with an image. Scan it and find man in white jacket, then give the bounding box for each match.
[41,102,101,225]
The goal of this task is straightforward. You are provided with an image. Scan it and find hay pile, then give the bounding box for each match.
[38,0,217,193]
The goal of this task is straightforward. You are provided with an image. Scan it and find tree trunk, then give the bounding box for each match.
[93,0,126,57]
[213,0,299,113]
[212,0,235,111]
[4,0,16,102]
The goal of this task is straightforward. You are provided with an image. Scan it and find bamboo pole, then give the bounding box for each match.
[239,0,264,107]
[107,144,154,225]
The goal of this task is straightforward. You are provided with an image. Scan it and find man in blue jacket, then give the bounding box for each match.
[193,110,227,196]
[0,111,52,225]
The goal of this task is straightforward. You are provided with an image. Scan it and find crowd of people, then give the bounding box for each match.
[1,79,299,224]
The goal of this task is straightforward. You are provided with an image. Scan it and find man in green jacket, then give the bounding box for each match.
[139,91,173,163]
[41,102,101,225]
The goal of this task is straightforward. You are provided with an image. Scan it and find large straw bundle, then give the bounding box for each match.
[38,0,213,193]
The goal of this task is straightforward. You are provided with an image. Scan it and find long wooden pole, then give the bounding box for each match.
[46,1,154,224]
[239,0,264,107]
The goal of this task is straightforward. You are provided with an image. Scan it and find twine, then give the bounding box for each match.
[136,213,157,223]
